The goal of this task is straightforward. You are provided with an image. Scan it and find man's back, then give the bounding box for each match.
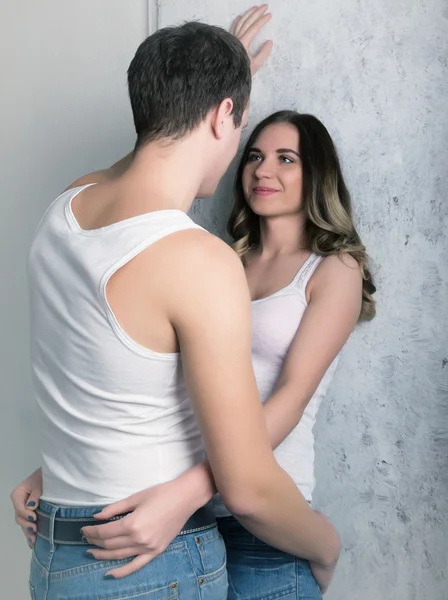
[30,184,207,505]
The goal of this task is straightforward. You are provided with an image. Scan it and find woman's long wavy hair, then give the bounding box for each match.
[228,110,376,321]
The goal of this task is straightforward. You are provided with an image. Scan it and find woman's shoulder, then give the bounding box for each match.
[318,252,359,270]
[311,253,362,290]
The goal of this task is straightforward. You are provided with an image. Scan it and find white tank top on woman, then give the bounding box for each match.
[213,253,340,517]
[29,185,205,506]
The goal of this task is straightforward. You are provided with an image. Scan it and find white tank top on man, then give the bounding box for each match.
[213,253,340,517]
[29,185,205,506]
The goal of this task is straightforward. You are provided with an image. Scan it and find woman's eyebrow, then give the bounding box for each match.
[276,148,300,157]
[248,147,300,158]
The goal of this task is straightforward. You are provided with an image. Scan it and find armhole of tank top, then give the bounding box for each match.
[295,254,324,306]
[98,221,204,361]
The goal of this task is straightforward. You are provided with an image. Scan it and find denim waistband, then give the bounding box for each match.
[37,500,217,545]
[38,500,110,519]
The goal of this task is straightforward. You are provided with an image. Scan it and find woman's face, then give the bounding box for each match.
[242,122,303,218]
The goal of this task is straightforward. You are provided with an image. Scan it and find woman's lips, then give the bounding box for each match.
[252,187,279,196]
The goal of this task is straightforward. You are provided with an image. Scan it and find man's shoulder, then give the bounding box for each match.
[161,228,243,277]
[149,227,247,310]
[63,169,114,192]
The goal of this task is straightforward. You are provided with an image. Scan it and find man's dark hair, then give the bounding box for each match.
[127,22,251,149]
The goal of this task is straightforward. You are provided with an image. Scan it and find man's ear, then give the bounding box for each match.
[210,98,234,140]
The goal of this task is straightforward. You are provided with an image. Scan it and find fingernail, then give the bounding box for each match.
[27,527,34,533]
[27,501,36,508]
[84,550,93,557]
[27,516,35,522]
[81,535,88,543]
[104,574,115,580]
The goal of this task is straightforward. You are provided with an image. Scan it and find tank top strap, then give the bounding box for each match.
[292,253,324,294]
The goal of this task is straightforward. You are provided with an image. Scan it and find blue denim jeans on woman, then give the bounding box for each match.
[29,500,228,600]
[218,517,322,600]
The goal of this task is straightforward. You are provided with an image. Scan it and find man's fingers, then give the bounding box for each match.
[230,15,242,36]
[240,13,272,48]
[105,554,155,580]
[237,5,269,40]
[87,546,138,561]
[233,6,259,37]
[251,39,273,73]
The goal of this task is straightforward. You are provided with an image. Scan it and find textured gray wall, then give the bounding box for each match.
[160,1,448,599]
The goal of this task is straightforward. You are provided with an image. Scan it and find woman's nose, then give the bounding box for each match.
[254,159,274,179]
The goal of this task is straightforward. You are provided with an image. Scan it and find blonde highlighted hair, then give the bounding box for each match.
[228,111,376,321]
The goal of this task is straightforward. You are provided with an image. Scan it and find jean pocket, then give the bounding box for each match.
[101,582,179,600]
[296,559,322,600]
[60,581,179,600]
[197,561,228,600]
[193,527,227,577]
[225,543,297,600]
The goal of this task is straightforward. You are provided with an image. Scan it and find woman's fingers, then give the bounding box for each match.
[21,526,36,546]
[82,514,129,541]
[105,554,156,579]
[93,496,136,520]
[11,487,36,522]
[15,515,37,545]
[86,546,138,561]
[83,534,132,551]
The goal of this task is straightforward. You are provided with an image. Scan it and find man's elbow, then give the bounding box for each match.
[219,482,268,520]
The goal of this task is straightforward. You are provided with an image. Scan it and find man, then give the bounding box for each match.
[12,6,339,597]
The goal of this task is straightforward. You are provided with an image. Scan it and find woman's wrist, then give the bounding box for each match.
[178,460,216,513]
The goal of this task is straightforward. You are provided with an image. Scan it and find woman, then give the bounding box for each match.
[215,110,376,598]
[13,110,375,598]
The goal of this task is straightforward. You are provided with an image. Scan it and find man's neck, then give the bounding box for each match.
[111,133,210,213]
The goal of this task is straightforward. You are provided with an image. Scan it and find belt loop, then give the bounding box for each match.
[48,504,59,553]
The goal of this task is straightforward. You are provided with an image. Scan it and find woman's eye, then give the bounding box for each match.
[247,153,262,162]
[280,155,293,164]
